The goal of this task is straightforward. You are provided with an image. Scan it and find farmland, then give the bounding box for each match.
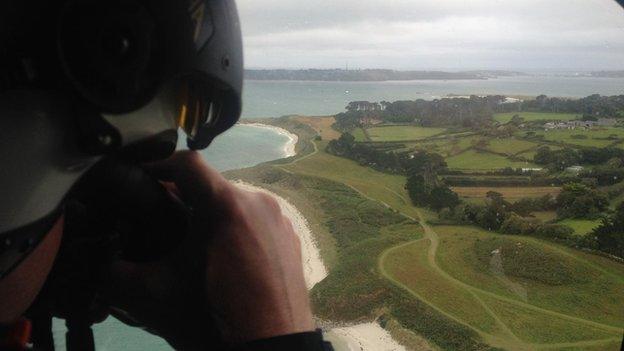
[557,218,603,236]
[526,128,624,148]
[452,186,561,202]
[445,149,536,171]
[367,126,446,142]
[494,112,580,123]
[228,110,624,351]
[483,138,538,156]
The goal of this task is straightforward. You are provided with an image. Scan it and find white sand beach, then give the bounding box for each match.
[232,181,408,351]
[325,323,407,351]
[239,122,299,158]
[233,181,327,289]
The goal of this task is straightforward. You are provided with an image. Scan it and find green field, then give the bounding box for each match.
[452,186,560,201]
[484,138,538,156]
[531,211,558,222]
[446,149,537,171]
[433,226,624,327]
[410,136,478,157]
[530,128,624,148]
[558,218,602,236]
[352,127,368,141]
[366,126,446,142]
[494,112,580,123]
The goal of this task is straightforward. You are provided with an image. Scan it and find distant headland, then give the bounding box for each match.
[244,69,525,81]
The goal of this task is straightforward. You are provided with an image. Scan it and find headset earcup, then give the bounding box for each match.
[57,0,175,113]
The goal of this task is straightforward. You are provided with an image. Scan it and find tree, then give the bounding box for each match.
[556,183,609,219]
[592,202,624,258]
[406,174,429,207]
[428,186,460,211]
[500,214,535,235]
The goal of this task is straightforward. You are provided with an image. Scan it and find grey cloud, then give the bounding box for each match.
[236,0,624,70]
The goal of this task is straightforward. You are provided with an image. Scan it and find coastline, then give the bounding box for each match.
[230,126,408,351]
[232,181,407,351]
[233,181,328,289]
[237,122,299,158]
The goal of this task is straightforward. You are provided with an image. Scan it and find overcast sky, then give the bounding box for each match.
[236,0,624,71]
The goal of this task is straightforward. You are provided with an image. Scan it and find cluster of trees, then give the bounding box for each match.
[326,134,461,210]
[504,94,624,118]
[440,192,573,239]
[405,152,460,211]
[534,146,624,167]
[591,202,624,258]
[333,94,624,133]
[334,96,508,130]
[326,133,405,173]
[556,183,609,219]
[533,146,624,184]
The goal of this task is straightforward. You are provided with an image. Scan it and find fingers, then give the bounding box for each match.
[145,151,229,210]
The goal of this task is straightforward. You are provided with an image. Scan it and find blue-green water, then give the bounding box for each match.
[52,76,624,350]
[241,76,624,119]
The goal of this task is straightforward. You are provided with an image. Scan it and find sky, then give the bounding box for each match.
[236,0,624,71]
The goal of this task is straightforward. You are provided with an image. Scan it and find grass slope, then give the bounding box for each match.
[434,226,624,328]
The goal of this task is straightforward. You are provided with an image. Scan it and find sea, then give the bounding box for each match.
[52,75,624,350]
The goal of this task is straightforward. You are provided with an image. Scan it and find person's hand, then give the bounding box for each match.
[101,151,314,349]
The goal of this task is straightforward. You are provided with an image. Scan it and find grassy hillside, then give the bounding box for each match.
[383,224,624,349]
[434,226,624,327]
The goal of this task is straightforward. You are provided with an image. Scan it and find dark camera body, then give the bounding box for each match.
[27,158,191,351]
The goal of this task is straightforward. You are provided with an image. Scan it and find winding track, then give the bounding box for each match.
[283,138,624,350]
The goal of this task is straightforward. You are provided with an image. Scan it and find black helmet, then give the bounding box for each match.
[0,0,243,278]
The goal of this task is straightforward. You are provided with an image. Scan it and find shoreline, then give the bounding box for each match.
[231,121,408,350]
[233,181,328,289]
[232,181,407,351]
[237,122,299,158]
